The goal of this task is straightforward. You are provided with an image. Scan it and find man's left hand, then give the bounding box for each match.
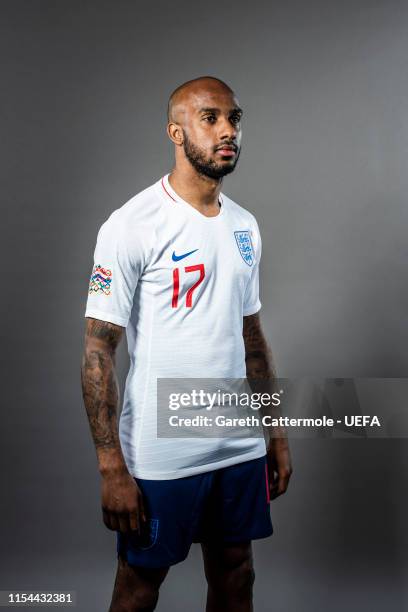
[266,433,293,500]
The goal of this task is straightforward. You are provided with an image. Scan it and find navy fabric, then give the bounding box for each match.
[116,454,273,568]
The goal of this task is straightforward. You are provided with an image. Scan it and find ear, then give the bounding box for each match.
[167,122,184,146]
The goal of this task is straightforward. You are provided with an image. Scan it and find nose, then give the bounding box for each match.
[218,115,238,141]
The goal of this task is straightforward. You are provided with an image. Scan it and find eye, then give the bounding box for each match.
[230,114,241,125]
[203,115,216,123]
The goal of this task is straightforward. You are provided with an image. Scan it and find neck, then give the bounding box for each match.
[168,164,223,213]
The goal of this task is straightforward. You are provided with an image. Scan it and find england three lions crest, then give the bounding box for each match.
[234,230,254,267]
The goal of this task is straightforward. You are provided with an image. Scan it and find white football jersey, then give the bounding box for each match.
[84,173,266,479]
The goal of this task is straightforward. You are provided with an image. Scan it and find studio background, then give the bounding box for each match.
[1,1,407,611]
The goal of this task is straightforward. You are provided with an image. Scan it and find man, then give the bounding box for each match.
[81,75,292,612]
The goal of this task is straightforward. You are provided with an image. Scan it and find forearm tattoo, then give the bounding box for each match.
[243,313,282,441]
[80,318,124,450]
[243,312,277,380]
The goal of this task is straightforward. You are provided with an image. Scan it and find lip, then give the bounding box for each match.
[216,147,236,156]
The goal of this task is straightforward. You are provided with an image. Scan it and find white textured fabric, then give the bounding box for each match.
[85,174,266,479]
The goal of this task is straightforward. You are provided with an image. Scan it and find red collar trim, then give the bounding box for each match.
[161,176,177,202]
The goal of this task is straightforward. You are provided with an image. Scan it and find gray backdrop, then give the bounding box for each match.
[1,1,407,610]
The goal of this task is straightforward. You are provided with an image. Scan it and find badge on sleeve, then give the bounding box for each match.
[88,264,112,295]
[234,230,254,266]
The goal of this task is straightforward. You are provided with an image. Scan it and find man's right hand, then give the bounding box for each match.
[101,469,146,534]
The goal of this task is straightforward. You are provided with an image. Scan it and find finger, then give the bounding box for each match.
[269,469,279,487]
[102,508,112,530]
[267,469,279,498]
[118,513,131,534]
[129,511,139,532]
[132,507,141,535]
[269,471,284,499]
[277,473,291,496]
[138,494,147,523]
[109,513,119,531]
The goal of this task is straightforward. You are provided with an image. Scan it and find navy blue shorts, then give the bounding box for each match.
[116,454,273,568]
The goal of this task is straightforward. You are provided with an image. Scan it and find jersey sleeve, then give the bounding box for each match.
[84,214,150,327]
[243,217,262,317]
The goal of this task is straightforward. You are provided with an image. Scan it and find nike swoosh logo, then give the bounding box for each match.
[172,249,199,262]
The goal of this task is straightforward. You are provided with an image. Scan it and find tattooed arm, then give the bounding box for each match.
[81,317,146,533]
[243,312,293,499]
